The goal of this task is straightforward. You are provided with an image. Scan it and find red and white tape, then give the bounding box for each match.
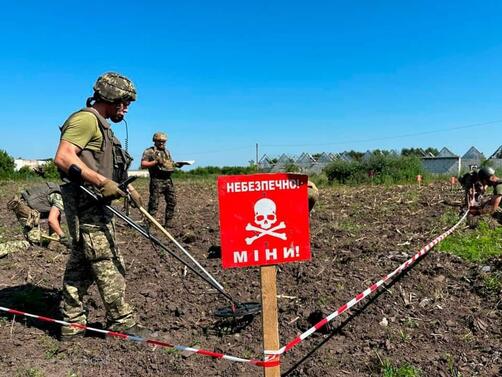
[0,306,278,368]
[0,211,467,368]
[264,211,468,359]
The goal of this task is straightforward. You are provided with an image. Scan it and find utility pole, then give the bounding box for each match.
[256,143,259,172]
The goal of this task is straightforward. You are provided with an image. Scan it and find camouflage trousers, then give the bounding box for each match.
[7,195,42,244]
[60,184,135,335]
[148,177,176,225]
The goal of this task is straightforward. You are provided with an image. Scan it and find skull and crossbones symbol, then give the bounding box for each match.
[245,198,287,245]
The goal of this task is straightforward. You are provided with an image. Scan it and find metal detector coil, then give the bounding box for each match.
[214,302,261,318]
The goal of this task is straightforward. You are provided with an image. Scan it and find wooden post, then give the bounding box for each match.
[261,265,280,377]
[416,175,422,187]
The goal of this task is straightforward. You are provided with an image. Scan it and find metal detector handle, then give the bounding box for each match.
[75,182,239,307]
[118,176,137,192]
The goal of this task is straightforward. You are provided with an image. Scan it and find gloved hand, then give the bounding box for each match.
[99,179,126,200]
[155,156,164,167]
[59,235,71,248]
[128,186,144,208]
[163,160,175,171]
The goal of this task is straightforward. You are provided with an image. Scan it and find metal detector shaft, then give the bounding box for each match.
[77,185,238,306]
[137,206,225,291]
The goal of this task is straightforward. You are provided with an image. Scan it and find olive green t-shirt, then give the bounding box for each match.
[494,183,502,196]
[60,111,102,151]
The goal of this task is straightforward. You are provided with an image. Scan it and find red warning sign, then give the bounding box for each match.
[218,173,311,268]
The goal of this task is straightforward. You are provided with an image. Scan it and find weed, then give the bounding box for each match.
[398,329,411,342]
[403,317,418,329]
[437,221,502,262]
[461,331,474,343]
[439,210,461,227]
[39,335,59,360]
[483,273,502,293]
[15,368,45,377]
[317,295,328,306]
[445,353,463,377]
[337,219,361,234]
[380,359,421,377]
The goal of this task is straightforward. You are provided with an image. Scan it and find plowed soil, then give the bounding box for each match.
[0,180,501,377]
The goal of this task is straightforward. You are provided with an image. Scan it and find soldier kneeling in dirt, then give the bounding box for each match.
[6,182,69,248]
[467,167,502,224]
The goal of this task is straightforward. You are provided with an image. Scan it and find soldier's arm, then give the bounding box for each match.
[54,140,108,187]
[482,195,502,214]
[141,159,158,169]
[48,206,64,237]
[140,150,159,169]
[471,195,502,215]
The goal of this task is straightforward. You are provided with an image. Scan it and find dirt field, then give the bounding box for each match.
[0,179,500,377]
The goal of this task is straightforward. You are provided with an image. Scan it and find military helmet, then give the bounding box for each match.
[93,72,137,103]
[478,166,495,181]
[153,132,168,142]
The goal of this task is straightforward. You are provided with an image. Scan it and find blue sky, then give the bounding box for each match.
[1,1,502,168]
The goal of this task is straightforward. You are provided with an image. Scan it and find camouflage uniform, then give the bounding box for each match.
[59,103,136,336]
[60,183,134,332]
[7,183,64,245]
[142,146,177,225]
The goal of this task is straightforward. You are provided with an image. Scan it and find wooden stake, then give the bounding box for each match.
[261,265,280,377]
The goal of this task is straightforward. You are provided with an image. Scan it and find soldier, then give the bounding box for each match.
[307,180,319,212]
[141,132,184,226]
[468,167,502,223]
[54,72,147,339]
[6,182,68,246]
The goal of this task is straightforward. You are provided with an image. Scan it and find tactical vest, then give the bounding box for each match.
[145,146,174,179]
[21,182,60,214]
[60,108,133,183]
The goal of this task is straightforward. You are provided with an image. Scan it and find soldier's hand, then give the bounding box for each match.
[128,185,144,208]
[59,235,71,248]
[155,155,165,167]
[99,179,126,200]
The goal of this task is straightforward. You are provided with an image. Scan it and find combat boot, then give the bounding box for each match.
[109,323,152,338]
[59,323,86,341]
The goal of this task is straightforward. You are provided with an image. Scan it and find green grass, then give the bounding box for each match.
[483,273,502,292]
[437,221,502,262]
[39,335,60,360]
[15,368,45,377]
[381,359,421,377]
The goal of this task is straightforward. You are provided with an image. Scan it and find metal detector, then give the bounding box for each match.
[76,177,261,318]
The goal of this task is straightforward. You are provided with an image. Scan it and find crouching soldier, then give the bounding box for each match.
[7,182,68,247]
[468,167,502,224]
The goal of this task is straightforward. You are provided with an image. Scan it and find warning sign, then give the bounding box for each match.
[218,173,311,268]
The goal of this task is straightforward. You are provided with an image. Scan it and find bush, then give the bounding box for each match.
[17,166,37,179]
[324,155,424,185]
[0,149,15,178]
[173,165,257,178]
[38,160,60,180]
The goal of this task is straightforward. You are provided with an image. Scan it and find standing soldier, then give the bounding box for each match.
[6,182,68,246]
[54,72,147,339]
[141,132,183,226]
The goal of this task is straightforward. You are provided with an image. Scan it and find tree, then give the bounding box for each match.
[0,149,15,178]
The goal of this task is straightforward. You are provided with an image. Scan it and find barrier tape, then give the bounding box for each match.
[0,306,279,368]
[0,211,467,368]
[264,211,468,360]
